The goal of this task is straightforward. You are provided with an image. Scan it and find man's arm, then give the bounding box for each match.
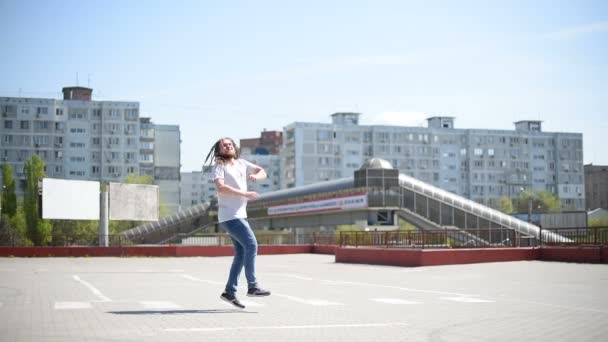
[247,165,267,182]
[214,178,259,199]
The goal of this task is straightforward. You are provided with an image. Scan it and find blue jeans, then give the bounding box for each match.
[219,218,258,295]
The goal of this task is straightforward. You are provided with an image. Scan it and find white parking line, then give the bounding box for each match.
[72,275,112,302]
[441,297,494,303]
[271,273,314,281]
[180,274,223,285]
[140,301,181,309]
[322,280,475,297]
[165,322,407,332]
[54,301,92,309]
[274,293,343,306]
[371,298,421,305]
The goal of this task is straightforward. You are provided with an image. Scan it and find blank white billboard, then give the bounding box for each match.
[109,182,159,221]
[42,178,100,220]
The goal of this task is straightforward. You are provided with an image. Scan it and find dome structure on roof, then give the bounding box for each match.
[359,158,394,170]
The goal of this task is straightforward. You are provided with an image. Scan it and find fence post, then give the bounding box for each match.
[385,231,389,248]
[538,225,543,247]
[594,226,598,245]
[422,230,425,249]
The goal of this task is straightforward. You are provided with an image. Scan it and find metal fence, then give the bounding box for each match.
[0,231,338,247]
[543,226,608,246]
[338,227,608,248]
[339,229,522,249]
[2,227,606,248]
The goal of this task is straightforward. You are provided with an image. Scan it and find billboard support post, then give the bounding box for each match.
[99,190,109,247]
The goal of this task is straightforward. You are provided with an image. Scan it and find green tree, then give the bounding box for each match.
[52,219,99,245]
[589,216,608,227]
[124,174,154,185]
[0,207,28,246]
[23,155,51,245]
[514,190,561,214]
[497,196,514,214]
[1,163,17,217]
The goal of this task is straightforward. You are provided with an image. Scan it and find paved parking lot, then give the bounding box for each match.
[1,254,607,342]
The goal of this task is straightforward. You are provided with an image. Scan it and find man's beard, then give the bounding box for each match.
[219,151,235,159]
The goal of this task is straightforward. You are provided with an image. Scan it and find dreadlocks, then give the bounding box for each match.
[203,137,240,172]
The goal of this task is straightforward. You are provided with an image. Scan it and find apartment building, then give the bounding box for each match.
[0,87,182,213]
[153,124,181,213]
[1,87,139,191]
[240,130,282,194]
[180,170,216,207]
[282,113,585,210]
[585,164,608,210]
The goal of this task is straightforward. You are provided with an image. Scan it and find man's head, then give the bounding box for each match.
[204,137,240,167]
[217,138,238,159]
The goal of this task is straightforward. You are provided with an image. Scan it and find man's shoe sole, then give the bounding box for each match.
[220,295,245,309]
[247,292,271,297]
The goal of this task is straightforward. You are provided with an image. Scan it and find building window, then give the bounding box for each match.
[4,120,12,129]
[56,108,64,116]
[34,121,50,130]
[125,152,135,162]
[317,130,332,141]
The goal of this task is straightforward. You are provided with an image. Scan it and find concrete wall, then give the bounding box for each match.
[2,245,606,265]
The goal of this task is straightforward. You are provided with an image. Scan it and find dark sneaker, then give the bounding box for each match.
[247,287,271,297]
[220,292,245,309]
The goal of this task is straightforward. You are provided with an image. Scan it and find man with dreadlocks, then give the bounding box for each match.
[204,137,271,309]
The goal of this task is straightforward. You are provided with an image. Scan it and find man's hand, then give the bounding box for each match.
[247,174,258,182]
[244,191,260,200]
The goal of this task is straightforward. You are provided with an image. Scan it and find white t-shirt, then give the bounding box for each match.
[212,159,257,223]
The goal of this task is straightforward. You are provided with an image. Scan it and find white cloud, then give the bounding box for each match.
[366,111,428,127]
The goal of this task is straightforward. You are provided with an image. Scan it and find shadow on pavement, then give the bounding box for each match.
[107,309,256,315]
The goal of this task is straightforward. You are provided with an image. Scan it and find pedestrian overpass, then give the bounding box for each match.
[122,158,569,245]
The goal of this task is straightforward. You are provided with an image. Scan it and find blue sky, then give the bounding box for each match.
[1,0,606,172]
